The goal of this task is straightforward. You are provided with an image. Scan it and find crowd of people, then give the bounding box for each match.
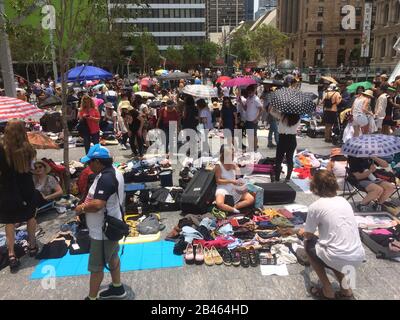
[0,67,399,301]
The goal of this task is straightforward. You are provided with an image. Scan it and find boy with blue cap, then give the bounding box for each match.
[75,144,127,300]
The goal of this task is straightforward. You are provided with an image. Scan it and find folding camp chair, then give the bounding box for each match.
[342,167,367,210]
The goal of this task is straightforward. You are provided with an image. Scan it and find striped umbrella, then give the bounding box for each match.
[342,134,400,158]
[182,85,217,98]
[0,96,44,123]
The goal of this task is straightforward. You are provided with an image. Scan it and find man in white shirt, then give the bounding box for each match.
[238,85,263,150]
[374,85,389,133]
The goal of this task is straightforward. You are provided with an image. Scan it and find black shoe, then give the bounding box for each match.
[267,143,276,149]
[356,204,370,212]
[221,249,232,266]
[231,250,241,267]
[373,203,383,212]
[8,255,20,273]
[98,284,127,300]
[240,249,250,268]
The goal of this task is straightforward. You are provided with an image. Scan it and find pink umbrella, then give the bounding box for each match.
[140,77,153,87]
[92,97,104,107]
[223,77,258,88]
[0,96,44,123]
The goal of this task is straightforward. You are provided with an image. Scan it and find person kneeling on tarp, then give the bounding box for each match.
[214,145,254,214]
[300,170,365,300]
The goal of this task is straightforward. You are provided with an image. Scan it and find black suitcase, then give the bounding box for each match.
[150,187,183,212]
[255,183,296,205]
[181,169,216,214]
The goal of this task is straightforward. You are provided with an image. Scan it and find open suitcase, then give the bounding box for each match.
[255,183,296,205]
[356,212,400,259]
[181,169,216,214]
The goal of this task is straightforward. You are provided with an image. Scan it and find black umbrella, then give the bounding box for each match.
[149,100,162,108]
[39,95,62,108]
[159,72,192,81]
[270,88,316,115]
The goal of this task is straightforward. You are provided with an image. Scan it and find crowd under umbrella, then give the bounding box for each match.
[61,65,112,82]
[346,81,373,94]
[341,134,400,158]
[182,84,218,99]
[223,77,258,88]
[270,87,316,115]
[0,96,44,123]
[159,72,192,81]
[27,132,60,150]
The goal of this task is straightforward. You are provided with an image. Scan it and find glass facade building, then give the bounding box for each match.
[109,0,206,51]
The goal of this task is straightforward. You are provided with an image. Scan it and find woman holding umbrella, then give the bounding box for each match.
[0,120,38,272]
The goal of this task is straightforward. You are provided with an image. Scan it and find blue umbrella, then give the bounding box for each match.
[342,134,400,158]
[61,65,112,82]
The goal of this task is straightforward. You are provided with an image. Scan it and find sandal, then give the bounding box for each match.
[309,286,336,300]
[8,255,20,273]
[335,291,355,300]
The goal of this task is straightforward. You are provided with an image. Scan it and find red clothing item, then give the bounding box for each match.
[160,108,180,127]
[193,238,234,249]
[79,107,100,135]
[77,166,94,196]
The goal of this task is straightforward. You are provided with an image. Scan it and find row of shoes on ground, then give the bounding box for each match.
[184,244,223,266]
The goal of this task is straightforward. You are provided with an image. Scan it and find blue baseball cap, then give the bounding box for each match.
[80,144,112,163]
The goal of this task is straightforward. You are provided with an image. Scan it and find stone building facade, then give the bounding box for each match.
[277,0,367,68]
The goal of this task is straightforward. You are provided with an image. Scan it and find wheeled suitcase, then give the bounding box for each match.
[255,183,296,205]
[181,169,216,214]
[356,212,400,259]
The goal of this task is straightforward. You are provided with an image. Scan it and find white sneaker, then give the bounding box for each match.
[120,145,127,150]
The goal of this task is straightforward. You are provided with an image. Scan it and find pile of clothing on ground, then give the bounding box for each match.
[35,221,90,259]
[292,150,330,180]
[167,204,309,274]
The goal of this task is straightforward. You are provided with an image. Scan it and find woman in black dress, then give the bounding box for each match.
[0,120,38,272]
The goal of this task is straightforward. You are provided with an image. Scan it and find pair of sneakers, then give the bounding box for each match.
[85,284,127,300]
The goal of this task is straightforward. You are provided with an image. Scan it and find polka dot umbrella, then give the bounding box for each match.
[270,87,316,115]
[341,134,400,158]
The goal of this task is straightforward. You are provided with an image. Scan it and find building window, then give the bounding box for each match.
[337,49,346,66]
[316,39,322,46]
[339,38,345,45]
[286,48,290,59]
[291,52,294,60]
[303,50,306,58]
[355,7,362,17]
[381,38,386,58]
[314,49,323,66]
[356,22,360,30]
[317,7,324,17]
[304,40,307,47]
[305,23,308,32]
[383,4,389,25]
[317,22,323,32]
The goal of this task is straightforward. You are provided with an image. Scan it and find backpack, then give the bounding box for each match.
[137,214,161,235]
[323,92,336,110]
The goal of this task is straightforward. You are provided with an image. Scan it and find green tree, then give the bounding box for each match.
[164,46,182,69]
[182,42,199,69]
[8,24,50,80]
[132,32,160,74]
[198,40,220,67]
[229,26,255,65]
[251,25,288,66]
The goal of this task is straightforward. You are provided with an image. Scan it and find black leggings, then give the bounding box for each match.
[275,134,297,181]
[130,131,144,156]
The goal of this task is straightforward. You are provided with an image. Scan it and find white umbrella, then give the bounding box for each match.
[134,91,155,98]
[183,85,217,98]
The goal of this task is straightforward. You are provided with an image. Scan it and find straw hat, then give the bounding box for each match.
[212,101,220,109]
[330,148,344,158]
[105,102,114,109]
[162,96,169,103]
[34,160,51,174]
[362,90,374,98]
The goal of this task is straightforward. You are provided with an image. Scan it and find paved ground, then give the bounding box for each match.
[1,84,400,300]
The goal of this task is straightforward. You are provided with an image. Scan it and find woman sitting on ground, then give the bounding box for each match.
[302,170,365,300]
[348,156,395,212]
[33,160,63,208]
[214,145,254,214]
